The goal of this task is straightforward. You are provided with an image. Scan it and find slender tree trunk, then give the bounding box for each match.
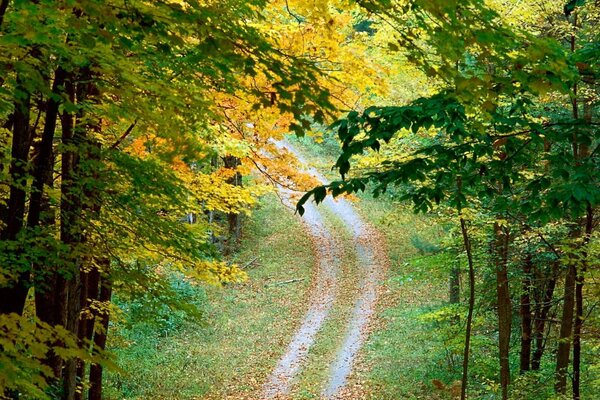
[60,75,87,400]
[573,90,594,400]
[89,269,112,400]
[531,261,558,370]
[494,222,511,400]
[459,216,475,400]
[555,260,576,394]
[572,267,583,400]
[74,267,100,400]
[556,15,582,392]
[572,205,593,400]
[61,63,104,399]
[520,253,532,373]
[0,76,32,315]
[75,136,103,400]
[28,67,65,229]
[28,66,68,378]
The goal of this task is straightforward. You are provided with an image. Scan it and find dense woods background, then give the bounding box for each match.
[0,0,598,399]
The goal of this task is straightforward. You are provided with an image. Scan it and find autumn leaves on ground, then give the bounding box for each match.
[1,1,599,400]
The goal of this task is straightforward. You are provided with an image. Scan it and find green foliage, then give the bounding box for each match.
[1,0,337,395]
[295,3,600,399]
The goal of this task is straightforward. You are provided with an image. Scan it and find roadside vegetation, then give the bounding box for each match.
[106,194,315,399]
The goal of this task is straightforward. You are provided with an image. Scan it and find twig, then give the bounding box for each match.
[241,257,260,270]
[266,277,305,287]
[285,0,303,24]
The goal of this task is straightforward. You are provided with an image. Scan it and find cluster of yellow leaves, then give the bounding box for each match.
[191,168,271,214]
[268,0,389,107]
[187,260,248,285]
[107,0,402,289]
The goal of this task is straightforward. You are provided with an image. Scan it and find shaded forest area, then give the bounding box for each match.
[1,0,599,399]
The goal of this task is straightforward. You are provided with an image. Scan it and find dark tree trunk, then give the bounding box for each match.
[61,63,103,399]
[531,261,558,370]
[0,76,32,315]
[573,205,593,400]
[459,216,475,400]
[0,0,9,29]
[573,270,583,400]
[556,10,579,394]
[573,94,594,400]
[60,75,87,400]
[88,270,112,400]
[494,222,511,400]
[519,253,533,373]
[29,67,68,378]
[531,268,558,371]
[28,67,65,229]
[74,267,100,400]
[555,261,576,394]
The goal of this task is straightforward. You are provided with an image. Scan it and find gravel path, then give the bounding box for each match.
[262,199,340,398]
[262,141,386,399]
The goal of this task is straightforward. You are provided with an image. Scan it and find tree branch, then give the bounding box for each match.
[109,120,137,150]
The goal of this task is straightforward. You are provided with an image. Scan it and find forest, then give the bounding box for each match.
[0,0,598,399]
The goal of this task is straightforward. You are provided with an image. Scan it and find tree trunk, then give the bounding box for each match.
[494,222,511,400]
[0,76,32,315]
[459,216,475,400]
[573,90,594,400]
[29,67,68,378]
[60,75,87,400]
[531,261,558,370]
[74,267,100,400]
[519,253,532,374]
[0,0,9,29]
[573,269,583,400]
[573,205,593,400]
[28,67,65,229]
[555,261,576,394]
[88,270,112,400]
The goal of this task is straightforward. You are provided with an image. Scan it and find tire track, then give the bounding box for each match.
[263,140,386,399]
[321,200,383,399]
[262,196,341,398]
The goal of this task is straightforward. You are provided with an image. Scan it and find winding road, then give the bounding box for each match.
[262,141,387,399]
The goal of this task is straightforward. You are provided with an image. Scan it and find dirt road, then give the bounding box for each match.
[263,141,386,399]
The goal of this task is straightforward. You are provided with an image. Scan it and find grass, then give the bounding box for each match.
[105,193,316,399]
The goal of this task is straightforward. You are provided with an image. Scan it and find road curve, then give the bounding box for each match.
[262,140,386,399]
[262,190,341,398]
